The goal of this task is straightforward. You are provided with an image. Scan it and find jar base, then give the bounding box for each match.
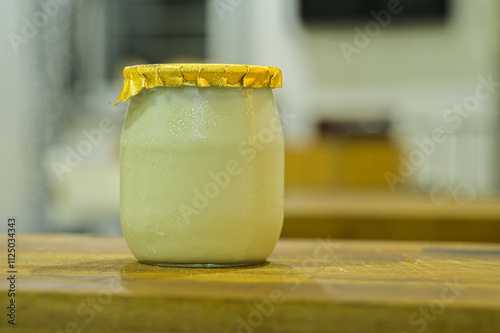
[138,260,264,268]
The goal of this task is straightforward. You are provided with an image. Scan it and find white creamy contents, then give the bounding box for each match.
[120,86,284,265]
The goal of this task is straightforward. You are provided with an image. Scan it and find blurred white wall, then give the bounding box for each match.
[0,1,44,232]
[207,0,500,195]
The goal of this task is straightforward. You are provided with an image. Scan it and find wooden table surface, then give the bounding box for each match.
[1,234,499,333]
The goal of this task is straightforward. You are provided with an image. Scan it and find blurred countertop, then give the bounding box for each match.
[283,189,500,242]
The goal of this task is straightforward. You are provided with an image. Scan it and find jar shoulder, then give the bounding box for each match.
[121,87,283,144]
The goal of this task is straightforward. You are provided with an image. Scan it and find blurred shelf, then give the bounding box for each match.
[283,189,500,242]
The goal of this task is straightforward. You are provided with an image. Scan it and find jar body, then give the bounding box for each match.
[120,86,284,266]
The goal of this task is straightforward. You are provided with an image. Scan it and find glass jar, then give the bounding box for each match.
[114,64,284,267]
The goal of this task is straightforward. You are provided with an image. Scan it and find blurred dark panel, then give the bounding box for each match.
[301,0,448,23]
[130,35,205,62]
[107,0,205,77]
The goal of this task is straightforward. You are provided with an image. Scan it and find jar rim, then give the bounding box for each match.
[112,63,282,105]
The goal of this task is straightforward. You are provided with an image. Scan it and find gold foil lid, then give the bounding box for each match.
[112,63,282,105]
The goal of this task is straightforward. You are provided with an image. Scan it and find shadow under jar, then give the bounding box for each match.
[114,64,284,267]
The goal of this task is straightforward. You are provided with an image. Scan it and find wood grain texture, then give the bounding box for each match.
[1,234,499,333]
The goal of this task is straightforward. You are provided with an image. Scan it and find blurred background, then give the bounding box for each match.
[1,0,500,242]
